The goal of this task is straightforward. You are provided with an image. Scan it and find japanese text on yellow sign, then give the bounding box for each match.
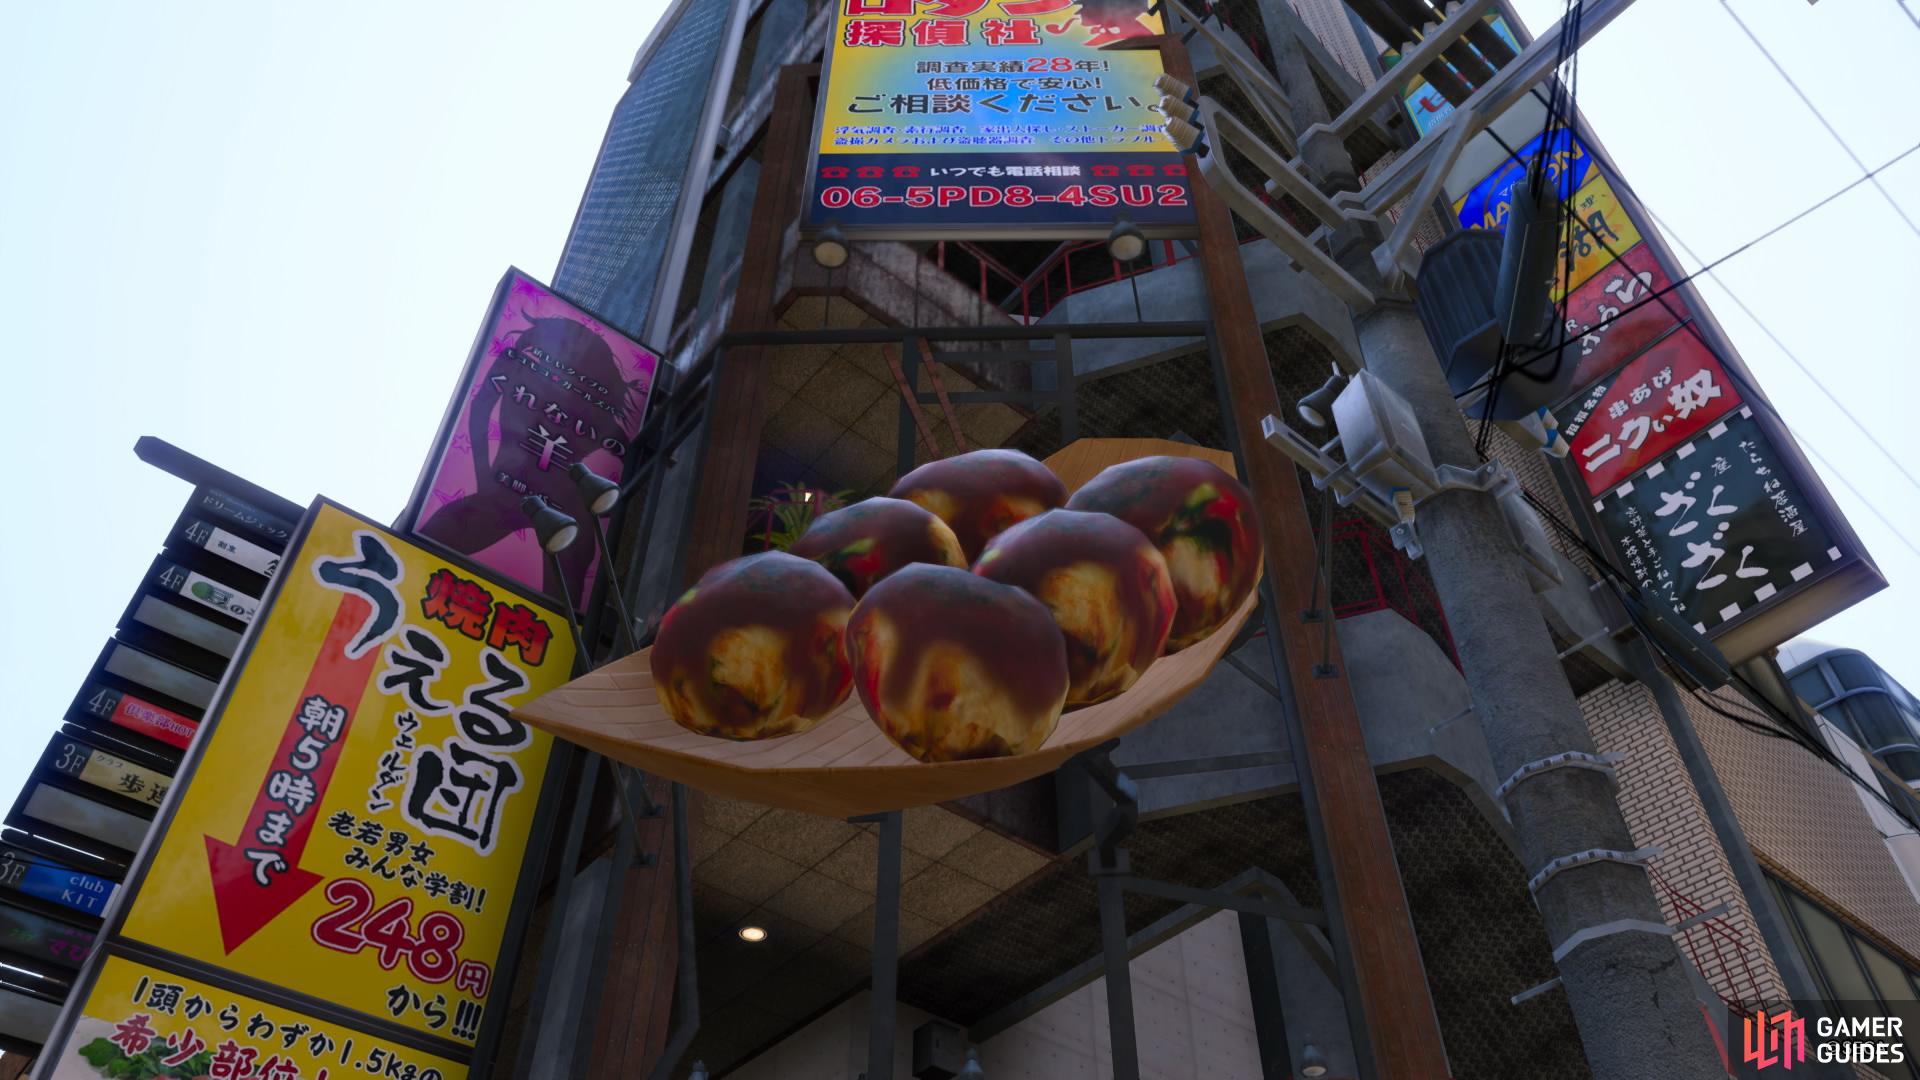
[1554,172,1641,301]
[46,954,465,1080]
[118,502,575,1046]
[810,0,1193,231]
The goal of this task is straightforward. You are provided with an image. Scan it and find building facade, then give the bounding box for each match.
[5,1,1905,1079]
[467,0,1916,1077]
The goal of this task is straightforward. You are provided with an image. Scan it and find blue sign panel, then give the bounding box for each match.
[0,845,117,919]
[1454,129,1597,233]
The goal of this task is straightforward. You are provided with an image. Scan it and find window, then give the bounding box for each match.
[552,0,739,339]
[1768,875,1920,1076]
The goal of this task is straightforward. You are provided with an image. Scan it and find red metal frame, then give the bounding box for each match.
[1647,863,1770,1015]
[1330,514,1461,669]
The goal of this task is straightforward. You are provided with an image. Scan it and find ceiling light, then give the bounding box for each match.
[737,925,768,943]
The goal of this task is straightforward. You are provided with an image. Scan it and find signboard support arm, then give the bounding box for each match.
[858,810,904,1080]
[515,748,602,1078]
[646,783,701,1080]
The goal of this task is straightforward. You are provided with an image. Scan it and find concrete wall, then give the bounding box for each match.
[975,910,1264,1079]
[722,993,939,1080]
[724,911,1264,1079]
[1082,608,1497,830]
[1029,239,1365,391]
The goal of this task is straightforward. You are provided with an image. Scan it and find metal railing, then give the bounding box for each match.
[1329,513,1460,669]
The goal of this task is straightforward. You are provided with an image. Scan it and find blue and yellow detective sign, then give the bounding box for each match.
[808,0,1194,234]
[1453,128,1596,234]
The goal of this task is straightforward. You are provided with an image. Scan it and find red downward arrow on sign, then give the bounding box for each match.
[205,594,383,953]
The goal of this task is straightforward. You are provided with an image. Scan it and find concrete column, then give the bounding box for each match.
[1358,300,1725,1080]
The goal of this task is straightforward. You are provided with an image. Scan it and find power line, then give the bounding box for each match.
[1518,476,1920,833]
[1472,128,1920,559]
[1718,0,1920,242]
[1457,138,1920,396]
[1645,199,1920,506]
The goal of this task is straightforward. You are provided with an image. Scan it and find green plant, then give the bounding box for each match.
[746,482,851,551]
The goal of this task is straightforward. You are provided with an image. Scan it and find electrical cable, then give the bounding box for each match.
[1504,428,1920,833]
[1718,0,1920,242]
[1454,137,1920,394]
[1478,0,1582,455]
[1466,125,1920,559]
[1522,476,1920,831]
[1642,201,1920,506]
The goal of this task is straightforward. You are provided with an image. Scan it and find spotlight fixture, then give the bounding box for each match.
[1157,94,1195,122]
[737,925,769,943]
[1106,220,1147,263]
[1153,73,1190,98]
[1164,115,1206,155]
[567,462,621,517]
[1296,368,1350,430]
[1299,1043,1329,1078]
[520,495,579,554]
[812,223,850,270]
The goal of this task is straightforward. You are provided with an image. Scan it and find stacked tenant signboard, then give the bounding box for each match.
[23,267,655,1080]
[1,485,294,1058]
[806,0,1197,237]
[1439,84,1883,663]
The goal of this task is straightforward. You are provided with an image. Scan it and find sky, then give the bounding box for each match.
[0,0,1915,831]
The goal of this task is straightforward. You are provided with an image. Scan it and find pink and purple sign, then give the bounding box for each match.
[407,268,658,606]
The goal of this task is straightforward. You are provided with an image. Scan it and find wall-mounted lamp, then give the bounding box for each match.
[567,463,641,653]
[1157,94,1196,122]
[813,223,850,269]
[1107,220,1147,263]
[521,495,588,671]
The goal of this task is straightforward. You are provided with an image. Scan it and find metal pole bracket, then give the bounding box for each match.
[1527,845,1660,898]
[1494,750,1625,804]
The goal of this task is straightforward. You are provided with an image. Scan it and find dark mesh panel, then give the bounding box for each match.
[1004,324,1458,665]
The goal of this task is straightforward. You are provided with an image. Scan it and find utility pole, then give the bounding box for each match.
[1262,25,1730,1080]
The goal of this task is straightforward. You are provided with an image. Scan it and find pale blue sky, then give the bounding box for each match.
[0,0,1915,824]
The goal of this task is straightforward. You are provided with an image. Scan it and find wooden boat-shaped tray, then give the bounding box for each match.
[513,438,1259,818]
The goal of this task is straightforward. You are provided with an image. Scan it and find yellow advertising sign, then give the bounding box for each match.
[1555,172,1641,301]
[45,954,465,1080]
[118,501,574,1047]
[817,0,1173,158]
[807,0,1193,233]
[1448,167,1642,302]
